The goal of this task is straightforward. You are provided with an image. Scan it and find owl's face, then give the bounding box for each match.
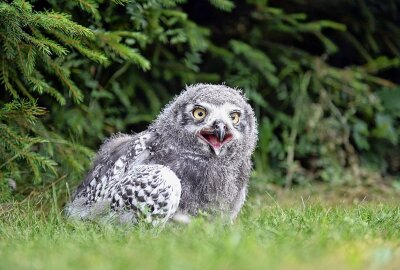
[154,84,257,158]
[182,102,245,155]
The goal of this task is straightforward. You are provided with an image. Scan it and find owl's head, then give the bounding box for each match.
[151,84,258,158]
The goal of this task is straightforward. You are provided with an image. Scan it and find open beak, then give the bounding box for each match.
[213,122,226,142]
[197,122,233,155]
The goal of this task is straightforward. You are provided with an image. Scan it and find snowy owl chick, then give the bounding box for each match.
[66,84,258,225]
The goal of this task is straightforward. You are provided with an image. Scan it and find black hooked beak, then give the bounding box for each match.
[213,122,226,142]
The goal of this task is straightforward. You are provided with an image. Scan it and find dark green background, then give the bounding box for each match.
[1,0,399,202]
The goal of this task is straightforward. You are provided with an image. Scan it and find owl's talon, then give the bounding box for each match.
[171,212,191,224]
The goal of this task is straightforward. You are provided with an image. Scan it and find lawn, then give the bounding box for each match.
[1,188,400,270]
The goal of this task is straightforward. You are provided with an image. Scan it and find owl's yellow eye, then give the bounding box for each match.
[230,112,240,124]
[192,107,207,120]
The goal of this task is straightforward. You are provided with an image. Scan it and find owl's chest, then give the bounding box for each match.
[147,150,240,212]
[171,158,240,213]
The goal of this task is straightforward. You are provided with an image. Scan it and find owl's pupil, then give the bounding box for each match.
[198,112,203,116]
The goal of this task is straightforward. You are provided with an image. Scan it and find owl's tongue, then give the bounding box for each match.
[205,134,223,149]
[201,133,233,155]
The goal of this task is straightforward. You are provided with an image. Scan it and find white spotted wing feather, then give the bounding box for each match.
[66,133,181,225]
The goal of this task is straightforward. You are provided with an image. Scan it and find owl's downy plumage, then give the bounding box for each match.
[66,84,258,225]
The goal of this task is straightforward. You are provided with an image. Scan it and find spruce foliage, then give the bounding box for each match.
[0,0,399,201]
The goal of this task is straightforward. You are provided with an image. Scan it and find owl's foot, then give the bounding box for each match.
[171,212,191,224]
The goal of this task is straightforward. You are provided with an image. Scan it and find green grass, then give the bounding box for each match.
[1,190,400,270]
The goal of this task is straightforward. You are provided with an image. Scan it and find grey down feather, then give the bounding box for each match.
[65,84,258,225]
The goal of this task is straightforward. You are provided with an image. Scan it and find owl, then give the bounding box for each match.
[66,84,258,225]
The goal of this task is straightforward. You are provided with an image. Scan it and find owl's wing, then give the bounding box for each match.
[67,132,182,225]
[67,164,181,225]
[73,132,152,198]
